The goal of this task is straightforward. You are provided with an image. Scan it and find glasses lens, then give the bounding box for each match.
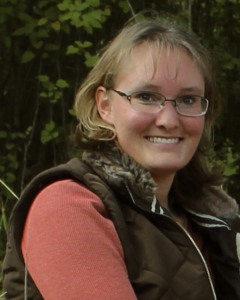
[130,92,165,113]
[176,96,208,116]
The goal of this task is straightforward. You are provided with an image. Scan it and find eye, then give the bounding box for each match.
[132,92,158,102]
[179,96,198,105]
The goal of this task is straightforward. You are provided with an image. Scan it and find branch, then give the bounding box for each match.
[189,0,193,31]
[126,0,137,20]
[0,179,19,200]
[0,292,7,298]
[20,61,42,191]
[56,58,66,126]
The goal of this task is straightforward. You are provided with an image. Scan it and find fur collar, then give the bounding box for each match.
[82,145,238,221]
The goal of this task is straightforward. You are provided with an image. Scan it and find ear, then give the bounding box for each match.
[95,86,114,125]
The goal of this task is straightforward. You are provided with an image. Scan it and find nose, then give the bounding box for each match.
[155,101,180,129]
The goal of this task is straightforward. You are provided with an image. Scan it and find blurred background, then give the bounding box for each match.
[1,0,240,291]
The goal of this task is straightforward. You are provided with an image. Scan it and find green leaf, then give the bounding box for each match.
[58,2,70,11]
[45,7,58,21]
[233,57,240,67]
[41,130,52,144]
[0,165,5,172]
[45,121,55,131]
[86,10,102,21]
[85,52,91,59]
[21,51,35,63]
[39,1,48,8]
[103,8,111,15]
[0,131,7,138]
[56,79,69,88]
[71,11,81,22]
[12,27,26,36]
[224,165,238,176]
[5,173,16,183]
[52,21,61,31]
[24,19,38,35]
[87,0,100,7]
[52,131,59,138]
[4,37,11,48]
[45,44,60,51]
[38,17,48,26]
[17,132,26,138]
[26,126,32,135]
[59,12,71,22]
[38,75,49,82]
[76,2,89,11]
[84,54,99,67]
[42,81,54,89]
[69,4,76,11]
[62,23,70,34]
[30,32,44,49]
[91,18,102,28]
[69,108,76,116]
[82,12,103,28]
[119,0,130,13]
[84,25,93,34]
[40,92,48,97]
[18,12,32,22]
[33,8,43,16]
[54,91,62,99]
[6,143,14,150]
[75,41,92,48]
[66,45,79,55]
[37,28,49,38]
[32,40,43,49]
[72,19,84,28]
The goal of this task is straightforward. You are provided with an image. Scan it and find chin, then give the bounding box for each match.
[148,162,187,176]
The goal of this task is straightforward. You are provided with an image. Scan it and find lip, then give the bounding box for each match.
[146,136,182,144]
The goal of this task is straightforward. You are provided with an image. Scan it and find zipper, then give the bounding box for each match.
[175,220,217,300]
[126,185,217,300]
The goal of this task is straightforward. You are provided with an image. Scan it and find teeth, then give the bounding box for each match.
[148,137,179,143]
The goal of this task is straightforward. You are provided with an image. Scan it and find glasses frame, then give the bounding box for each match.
[110,88,209,117]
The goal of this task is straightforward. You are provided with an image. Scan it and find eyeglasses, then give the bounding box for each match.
[111,89,209,117]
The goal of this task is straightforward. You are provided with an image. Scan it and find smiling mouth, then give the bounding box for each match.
[147,137,181,144]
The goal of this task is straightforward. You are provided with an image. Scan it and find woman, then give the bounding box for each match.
[3,20,240,300]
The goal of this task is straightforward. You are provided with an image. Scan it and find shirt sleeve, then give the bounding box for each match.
[21,179,137,300]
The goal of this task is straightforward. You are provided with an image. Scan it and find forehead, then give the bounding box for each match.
[114,44,204,91]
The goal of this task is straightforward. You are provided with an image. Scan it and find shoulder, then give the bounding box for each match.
[22,179,122,254]
[30,179,108,217]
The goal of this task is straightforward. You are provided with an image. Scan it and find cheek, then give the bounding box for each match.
[113,108,154,132]
[183,117,205,139]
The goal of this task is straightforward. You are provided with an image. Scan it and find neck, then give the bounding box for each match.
[152,173,175,210]
[153,172,186,226]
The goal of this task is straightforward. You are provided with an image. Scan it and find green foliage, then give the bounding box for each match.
[0,0,113,290]
[41,121,59,144]
[21,50,35,63]
[119,0,130,13]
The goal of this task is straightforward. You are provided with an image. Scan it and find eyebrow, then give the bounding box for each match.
[137,84,160,91]
[136,84,204,94]
[179,87,204,94]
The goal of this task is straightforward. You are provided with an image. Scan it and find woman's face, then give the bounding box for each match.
[96,46,205,181]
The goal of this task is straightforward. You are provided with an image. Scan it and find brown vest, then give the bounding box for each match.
[2,158,240,300]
